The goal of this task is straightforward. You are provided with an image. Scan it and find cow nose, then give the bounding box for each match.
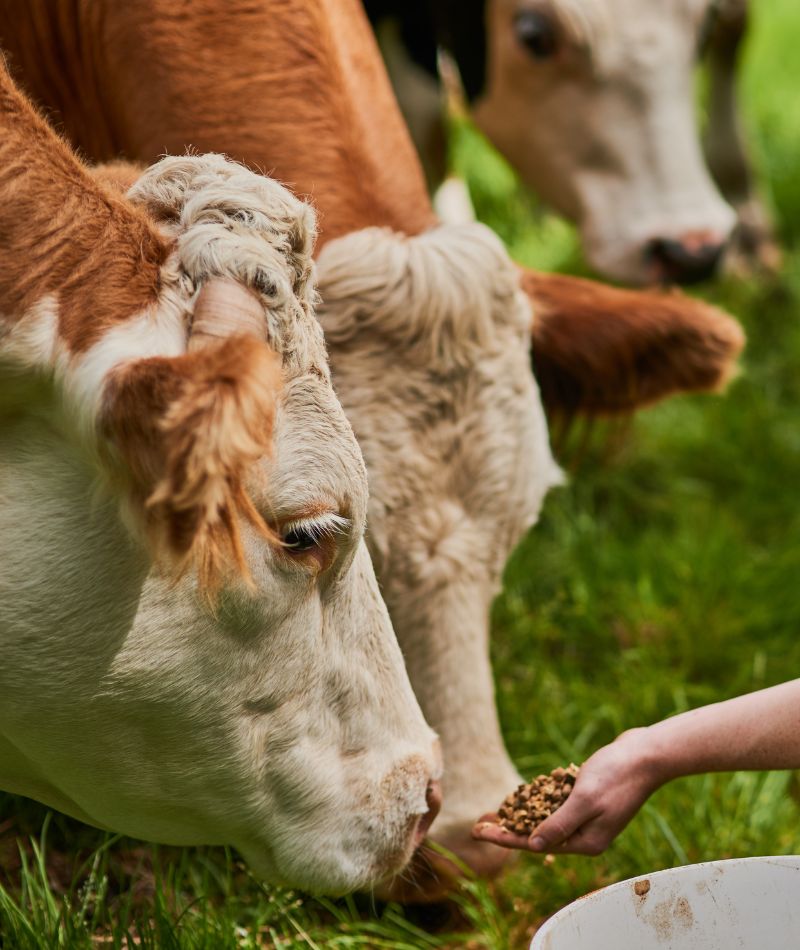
[413,779,442,849]
[646,232,725,285]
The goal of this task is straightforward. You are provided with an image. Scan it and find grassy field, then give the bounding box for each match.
[3,2,800,946]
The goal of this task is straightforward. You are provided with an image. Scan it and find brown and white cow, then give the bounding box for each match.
[367,0,778,284]
[0,64,443,896]
[0,0,744,899]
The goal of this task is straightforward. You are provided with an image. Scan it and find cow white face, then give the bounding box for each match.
[0,154,440,896]
[474,0,735,284]
[0,361,440,894]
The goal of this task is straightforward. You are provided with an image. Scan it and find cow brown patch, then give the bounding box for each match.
[0,63,170,354]
[1,0,436,248]
[522,268,745,418]
[89,160,146,195]
[102,334,282,593]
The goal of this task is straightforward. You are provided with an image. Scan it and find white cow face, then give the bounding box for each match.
[0,365,440,894]
[474,0,736,284]
[0,155,441,896]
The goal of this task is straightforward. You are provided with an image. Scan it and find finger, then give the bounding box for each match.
[471,808,591,854]
[472,790,604,854]
[471,820,532,850]
[471,818,608,855]
[533,826,610,857]
[526,797,599,852]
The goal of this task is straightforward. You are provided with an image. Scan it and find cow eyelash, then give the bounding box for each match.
[280,513,351,552]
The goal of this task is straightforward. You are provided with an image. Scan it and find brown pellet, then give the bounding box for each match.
[492,763,580,836]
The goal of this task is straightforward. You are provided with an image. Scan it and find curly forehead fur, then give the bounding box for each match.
[128,154,326,380]
[316,222,531,371]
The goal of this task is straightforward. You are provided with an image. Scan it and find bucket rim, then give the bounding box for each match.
[530,854,800,949]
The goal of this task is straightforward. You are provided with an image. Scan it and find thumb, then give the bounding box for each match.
[528,794,596,851]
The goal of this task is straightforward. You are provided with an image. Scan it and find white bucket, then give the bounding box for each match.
[531,856,800,950]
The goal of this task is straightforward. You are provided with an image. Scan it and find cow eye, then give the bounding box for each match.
[282,526,318,552]
[513,9,559,59]
[279,513,351,569]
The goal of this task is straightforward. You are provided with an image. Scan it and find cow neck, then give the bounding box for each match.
[0,1,119,159]
[0,62,168,353]
[1,0,437,249]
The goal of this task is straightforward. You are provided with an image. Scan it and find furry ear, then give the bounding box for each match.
[521,269,745,418]
[102,334,282,592]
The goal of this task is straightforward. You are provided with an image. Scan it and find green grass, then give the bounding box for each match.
[4,1,800,946]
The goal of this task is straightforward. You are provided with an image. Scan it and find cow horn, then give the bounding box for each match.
[188,278,266,351]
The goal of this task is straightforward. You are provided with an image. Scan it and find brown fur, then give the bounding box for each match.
[523,269,746,417]
[0,60,169,353]
[89,159,144,195]
[0,0,745,416]
[1,63,283,590]
[0,0,436,245]
[102,335,282,592]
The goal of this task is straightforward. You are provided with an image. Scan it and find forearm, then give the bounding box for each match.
[644,679,800,783]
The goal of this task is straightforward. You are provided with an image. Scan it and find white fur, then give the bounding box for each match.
[0,293,184,451]
[66,304,187,439]
[0,155,439,895]
[129,154,326,377]
[319,222,532,370]
[318,224,563,858]
[432,177,477,227]
[472,0,735,283]
[0,295,59,367]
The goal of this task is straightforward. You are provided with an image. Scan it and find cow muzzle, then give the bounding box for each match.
[646,230,727,285]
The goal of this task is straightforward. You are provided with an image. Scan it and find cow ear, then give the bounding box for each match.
[520,269,745,418]
[102,334,282,594]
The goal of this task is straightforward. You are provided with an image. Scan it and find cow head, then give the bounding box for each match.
[470,0,735,284]
[316,217,744,899]
[0,155,440,895]
[317,222,562,896]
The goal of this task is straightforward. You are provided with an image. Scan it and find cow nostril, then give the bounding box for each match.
[413,779,442,849]
[426,778,442,822]
[646,235,725,285]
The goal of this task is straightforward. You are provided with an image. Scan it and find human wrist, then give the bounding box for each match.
[615,725,677,790]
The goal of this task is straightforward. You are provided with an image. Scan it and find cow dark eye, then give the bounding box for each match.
[282,526,318,552]
[279,513,350,571]
[513,10,559,59]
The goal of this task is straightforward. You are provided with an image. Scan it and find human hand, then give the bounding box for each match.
[472,727,662,856]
